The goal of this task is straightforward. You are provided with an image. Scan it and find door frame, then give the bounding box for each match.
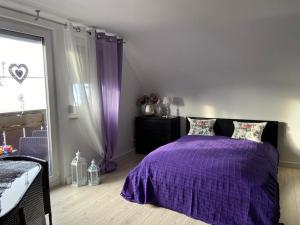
[0,17,60,186]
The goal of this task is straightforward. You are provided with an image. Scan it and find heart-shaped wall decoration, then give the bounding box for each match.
[8,64,29,84]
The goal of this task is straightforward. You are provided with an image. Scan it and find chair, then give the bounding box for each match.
[32,130,48,137]
[19,137,48,161]
[1,156,52,225]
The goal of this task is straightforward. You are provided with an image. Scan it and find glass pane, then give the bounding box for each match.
[0,30,53,176]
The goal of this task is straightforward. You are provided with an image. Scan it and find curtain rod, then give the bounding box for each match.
[0,5,68,27]
[0,5,126,43]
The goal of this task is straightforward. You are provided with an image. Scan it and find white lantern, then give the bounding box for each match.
[88,159,100,186]
[71,151,87,187]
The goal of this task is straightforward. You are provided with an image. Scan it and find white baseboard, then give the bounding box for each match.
[279,160,300,169]
[52,149,137,187]
[50,176,61,188]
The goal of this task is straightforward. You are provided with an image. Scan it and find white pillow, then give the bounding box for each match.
[232,121,267,143]
[188,118,216,136]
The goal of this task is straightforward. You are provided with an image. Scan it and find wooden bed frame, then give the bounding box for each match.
[186,117,279,148]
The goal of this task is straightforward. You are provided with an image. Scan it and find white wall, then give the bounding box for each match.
[133,12,300,166]
[115,54,142,158]
[110,3,300,166]
[162,85,300,166]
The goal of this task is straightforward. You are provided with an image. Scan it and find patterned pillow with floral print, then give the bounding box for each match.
[232,121,267,143]
[188,118,216,136]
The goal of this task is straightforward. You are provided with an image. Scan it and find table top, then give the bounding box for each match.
[0,160,41,217]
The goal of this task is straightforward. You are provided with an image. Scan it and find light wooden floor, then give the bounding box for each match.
[50,154,300,225]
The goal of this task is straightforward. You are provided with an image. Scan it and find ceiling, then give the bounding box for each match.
[6,0,300,91]
[8,1,300,32]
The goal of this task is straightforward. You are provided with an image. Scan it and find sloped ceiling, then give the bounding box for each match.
[9,0,300,92]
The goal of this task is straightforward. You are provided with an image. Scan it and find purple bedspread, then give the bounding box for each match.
[121,135,279,225]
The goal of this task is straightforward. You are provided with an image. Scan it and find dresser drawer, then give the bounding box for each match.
[135,116,180,154]
[136,128,171,138]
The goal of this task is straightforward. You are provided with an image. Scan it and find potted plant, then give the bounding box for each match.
[137,93,159,116]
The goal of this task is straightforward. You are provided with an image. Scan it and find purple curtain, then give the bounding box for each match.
[95,32,123,174]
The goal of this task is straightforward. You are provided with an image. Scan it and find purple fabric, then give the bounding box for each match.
[95,33,123,174]
[121,135,279,225]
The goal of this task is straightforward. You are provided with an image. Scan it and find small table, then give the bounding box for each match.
[0,160,46,225]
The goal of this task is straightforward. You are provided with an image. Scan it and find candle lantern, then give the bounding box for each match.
[71,151,87,187]
[88,159,100,186]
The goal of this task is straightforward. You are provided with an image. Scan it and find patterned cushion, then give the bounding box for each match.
[232,121,267,143]
[188,118,216,136]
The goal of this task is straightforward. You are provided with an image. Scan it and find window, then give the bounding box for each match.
[72,83,90,106]
[0,27,57,180]
[0,30,46,113]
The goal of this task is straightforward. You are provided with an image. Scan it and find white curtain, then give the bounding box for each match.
[63,24,104,156]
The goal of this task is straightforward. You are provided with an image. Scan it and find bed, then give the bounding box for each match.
[121,117,280,225]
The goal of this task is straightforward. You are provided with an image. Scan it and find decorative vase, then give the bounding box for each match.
[142,104,155,116]
[155,103,163,117]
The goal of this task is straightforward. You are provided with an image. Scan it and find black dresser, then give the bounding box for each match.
[135,116,181,154]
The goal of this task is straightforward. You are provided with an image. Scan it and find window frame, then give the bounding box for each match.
[0,17,60,186]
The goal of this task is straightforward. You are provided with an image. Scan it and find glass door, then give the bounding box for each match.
[0,18,59,185]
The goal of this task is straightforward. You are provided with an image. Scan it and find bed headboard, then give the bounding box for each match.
[186,117,279,148]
